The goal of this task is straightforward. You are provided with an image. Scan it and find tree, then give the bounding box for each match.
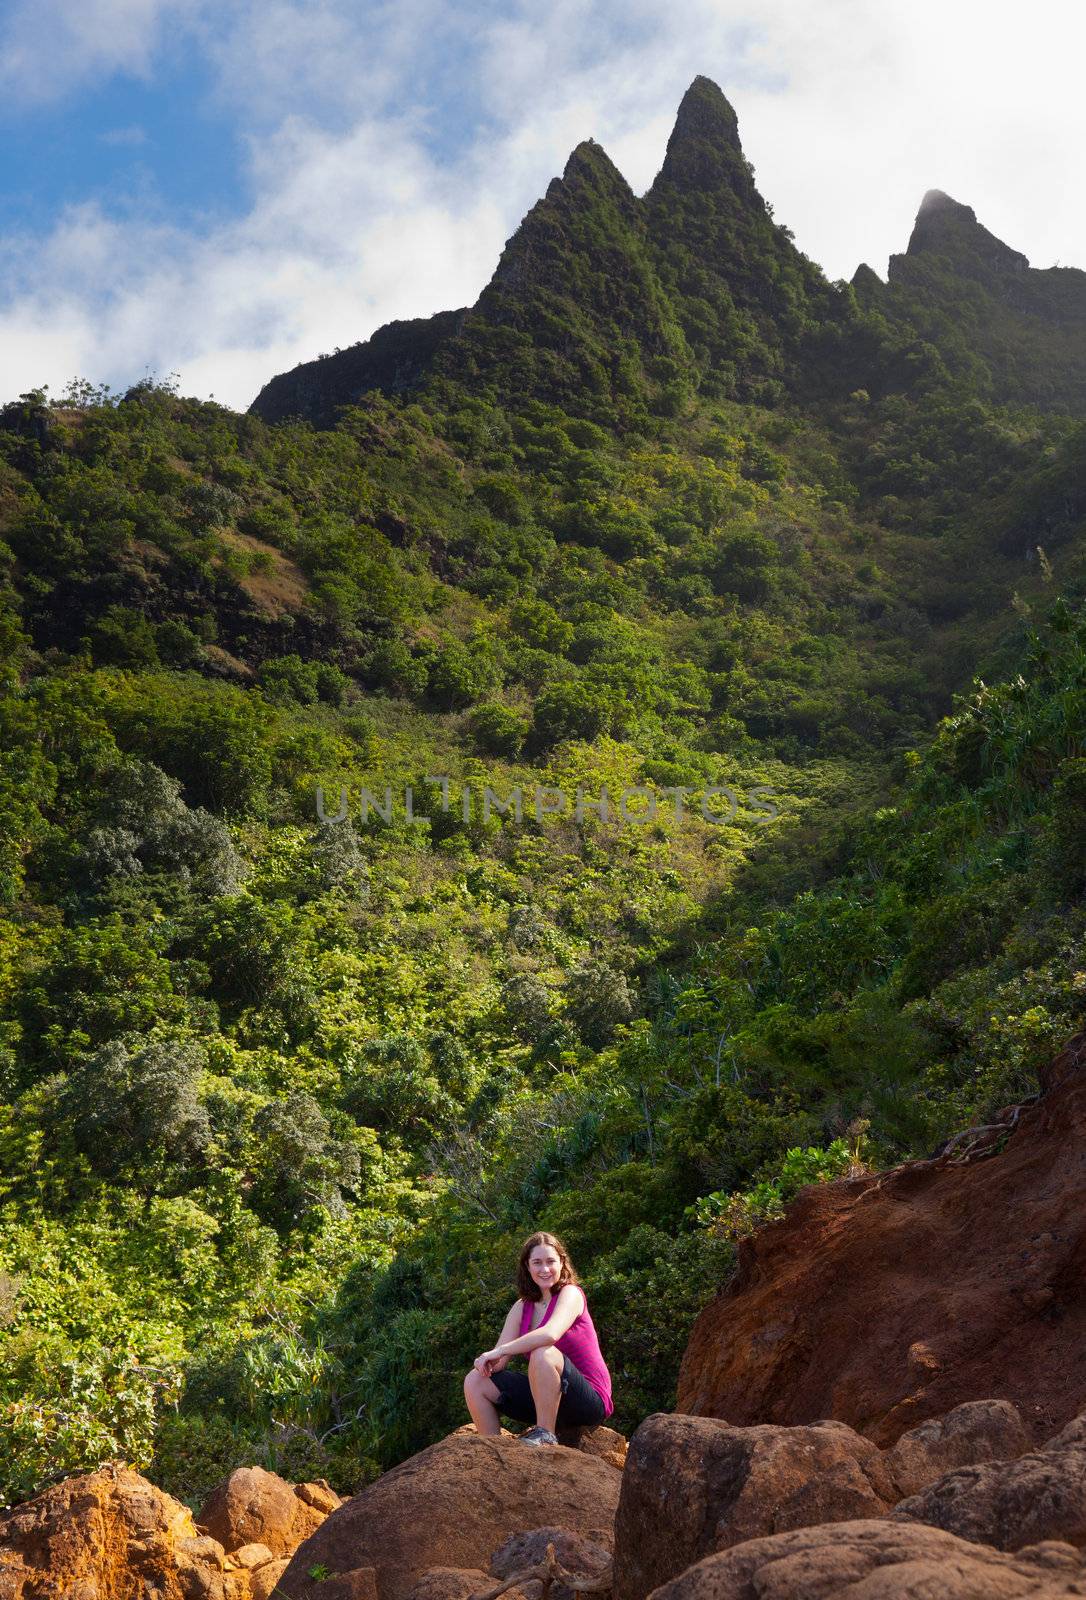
[62,1034,211,1180]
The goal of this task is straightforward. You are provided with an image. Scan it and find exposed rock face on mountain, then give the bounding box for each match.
[647,1520,1086,1600]
[677,1031,1086,1446]
[275,1432,621,1600]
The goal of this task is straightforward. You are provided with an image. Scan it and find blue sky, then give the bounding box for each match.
[1,0,1082,410]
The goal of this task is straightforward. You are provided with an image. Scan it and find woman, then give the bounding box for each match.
[463,1230,614,1446]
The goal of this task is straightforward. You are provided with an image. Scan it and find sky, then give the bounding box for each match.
[0,0,1083,412]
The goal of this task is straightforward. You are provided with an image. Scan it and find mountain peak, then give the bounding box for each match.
[651,75,755,198]
[898,188,1030,276]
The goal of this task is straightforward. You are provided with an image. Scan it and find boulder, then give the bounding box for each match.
[677,1031,1086,1447]
[489,1526,613,1600]
[555,1427,627,1471]
[295,1480,343,1516]
[406,1571,491,1600]
[612,1413,894,1600]
[198,1467,325,1558]
[0,1466,227,1599]
[275,1433,622,1600]
[490,1526,612,1578]
[646,1519,1086,1600]
[892,1436,1086,1550]
[882,1399,1032,1496]
[251,1560,292,1600]
[231,1542,275,1571]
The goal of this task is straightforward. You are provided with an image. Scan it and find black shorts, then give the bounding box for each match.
[491,1354,607,1429]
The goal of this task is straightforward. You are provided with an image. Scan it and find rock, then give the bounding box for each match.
[295,1480,342,1515]
[199,1467,326,1558]
[406,1570,491,1600]
[677,1031,1086,1447]
[0,1466,228,1599]
[275,1432,621,1600]
[251,1560,292,1600]
[612,1413,894,1600]
[891,1435,1086,1550]
[488,1526,613,1600]
[646,1519,1086,1599]
[1047,1411,1086,1450]
[882,1399,1032,1496]
[490,1527,613,1579]
[232,1542,276,1570]
[555,1426,627,1470]
[302,1572,378,1600]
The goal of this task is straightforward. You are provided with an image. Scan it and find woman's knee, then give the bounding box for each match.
[465,1367,499,1401]
[528,1344,562,1372]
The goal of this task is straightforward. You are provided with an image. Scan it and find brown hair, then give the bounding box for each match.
[516,1231,581,1302]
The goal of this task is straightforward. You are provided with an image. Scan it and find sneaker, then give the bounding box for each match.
[518,1426,559,1446]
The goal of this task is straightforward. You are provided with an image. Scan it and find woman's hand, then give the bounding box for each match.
[474,1347,503,1377]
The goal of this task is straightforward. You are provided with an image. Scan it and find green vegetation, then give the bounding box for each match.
[1,78,1085,1513]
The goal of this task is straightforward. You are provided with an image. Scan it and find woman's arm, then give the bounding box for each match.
[480,1284,584,1362]
[474,1300,523,1377]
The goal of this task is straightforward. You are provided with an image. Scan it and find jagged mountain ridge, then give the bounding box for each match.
[853,187,1086,412]
[250,76,1086,427]
[250,78,853,426]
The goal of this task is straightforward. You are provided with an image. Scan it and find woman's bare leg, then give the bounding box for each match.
[464,1369,503,1436]
[527,1346,563,1433]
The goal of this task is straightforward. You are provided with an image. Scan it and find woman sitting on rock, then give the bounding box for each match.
[464,1230,614,1447]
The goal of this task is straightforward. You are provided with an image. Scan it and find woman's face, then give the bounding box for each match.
[528,1245,562,1294]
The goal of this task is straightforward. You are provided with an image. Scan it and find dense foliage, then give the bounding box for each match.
[1,77,1085,1513]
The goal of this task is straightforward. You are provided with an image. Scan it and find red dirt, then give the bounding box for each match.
[677,1031,1086,1447]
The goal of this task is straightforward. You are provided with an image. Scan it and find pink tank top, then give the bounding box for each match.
[519,1285,614,1416]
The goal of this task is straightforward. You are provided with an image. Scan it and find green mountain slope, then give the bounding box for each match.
[0,77,1085,1510]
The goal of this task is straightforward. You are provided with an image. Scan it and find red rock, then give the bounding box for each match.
[646,1519,1086,1599]
[612,1413,894,1600]
[0,1466,227,1599]
[554,1426,626,1470]
[274,1433,621,1600]
[251,1559,292,1600]
[405,1571,492,1600]
[198,1467,325,1559]
[231,1541,275,1570]
[489,1526,612,1579]
[295,1480,342,1516]
[678,1032,1086,1447]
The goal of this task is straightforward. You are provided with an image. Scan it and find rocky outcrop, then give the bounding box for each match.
[0,1466,230,1599]
[646,1520,1086,1600]
[489,1526,613,1600]
[276,1433,621,1600]
[892,1412,1086,1550]
[882,1399,1032,1497]
[612,1413,895,1600]
[198,1466,334,1558]
[678,1031,1086,1446]
[555,1426,627,1471]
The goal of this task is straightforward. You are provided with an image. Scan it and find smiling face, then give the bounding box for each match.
[528,1244,562,1295]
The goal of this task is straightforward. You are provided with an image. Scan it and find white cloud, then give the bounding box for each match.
[1,0,1083,410]
[0,0,200,105]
